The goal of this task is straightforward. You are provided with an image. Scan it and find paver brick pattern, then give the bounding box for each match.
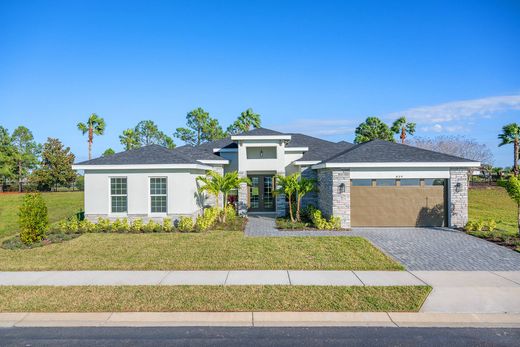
[245,215,520,271]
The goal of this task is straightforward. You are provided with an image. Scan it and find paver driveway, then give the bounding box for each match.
[245,215,520,271]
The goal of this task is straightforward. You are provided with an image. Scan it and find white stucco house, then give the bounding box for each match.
[72,128,479,228]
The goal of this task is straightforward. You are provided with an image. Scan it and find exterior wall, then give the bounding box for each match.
[219,151,238,173]
[449,168,469,228]
[300,166,318,208]
[317,168,351,228]
[284,151,305,176]
[237,140,286,172]
[203,165,224,209]
[349,167,450,179]
[84,168,206,222]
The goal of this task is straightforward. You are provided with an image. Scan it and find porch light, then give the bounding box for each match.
[260,149,263,158]
[455,182,462,193]
[338,183,346,194]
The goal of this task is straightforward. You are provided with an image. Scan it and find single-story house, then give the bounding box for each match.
[72,128,479,228]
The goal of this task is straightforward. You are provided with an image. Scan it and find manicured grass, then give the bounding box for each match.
[0,192,84,238]
[0,231,403,271]
[469,187,517,236]
[0,285,430,312]
[468,187,520,251]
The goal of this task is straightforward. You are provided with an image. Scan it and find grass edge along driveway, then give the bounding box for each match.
[0,285,431,312]
[0,232,403,271]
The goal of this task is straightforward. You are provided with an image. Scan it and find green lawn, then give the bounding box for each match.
[0,192,84,238]
[0,285,430,312]
[469,187,517,236]
[0,231,402,270]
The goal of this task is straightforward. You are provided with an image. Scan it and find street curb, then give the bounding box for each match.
[1,312,520,328]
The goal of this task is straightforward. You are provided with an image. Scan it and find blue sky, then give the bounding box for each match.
[0,0,519,166]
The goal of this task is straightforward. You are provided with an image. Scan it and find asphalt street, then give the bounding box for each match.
[0,327,519,346]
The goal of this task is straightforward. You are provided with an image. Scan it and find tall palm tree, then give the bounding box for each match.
[77,113,106,160]
[227,108,262,135]
[498,123,520,176]
[391,117,416,144]
[274,173,299,222]
[294,177,316,222]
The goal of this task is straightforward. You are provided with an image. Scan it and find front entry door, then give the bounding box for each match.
[248,175,275,212]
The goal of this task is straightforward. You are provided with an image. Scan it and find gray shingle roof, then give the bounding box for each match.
[234,128,285,136]
[286,133,354,161]
[75,144,224,166]
[323,139,476,163]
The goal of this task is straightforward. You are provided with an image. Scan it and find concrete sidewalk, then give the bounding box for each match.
[1,312,520,328]
[2,270,520,313]
[0,270,426,286]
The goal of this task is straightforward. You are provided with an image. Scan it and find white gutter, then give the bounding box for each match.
[230,135,292,141]
[311,161,480,169]
[285,147,309,152]
[294,160,321,166]
[213,148,238,153]
[197,159,229,165]
[72,163,214,171]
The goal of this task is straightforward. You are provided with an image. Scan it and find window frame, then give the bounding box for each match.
[149,176,168,215]
[109,176,128,215]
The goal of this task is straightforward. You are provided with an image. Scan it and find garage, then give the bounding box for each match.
[350,178,447,227]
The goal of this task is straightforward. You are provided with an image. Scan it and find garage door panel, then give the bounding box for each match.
[351,186,446,227]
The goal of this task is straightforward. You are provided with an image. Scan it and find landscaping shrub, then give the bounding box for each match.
[130,219,144,233]
[142,220,162,233]
[178,216,194,232]
[96,217,112,232]
[195,207,220,232]
[224,205,237,223]
[163,218,174,232]
[301,204,317,222]
[485,219,497,232]
[311,209,341,230]
[111,218,130,233]
[18,193,49,245]
[276,218,308,230]
[78,219,97,233]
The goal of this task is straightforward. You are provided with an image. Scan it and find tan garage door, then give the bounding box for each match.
[350,179,447,227]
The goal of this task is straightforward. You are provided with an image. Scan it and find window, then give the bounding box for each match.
[150,177,167,213]
[376,179,396,186]
[110,177,127,213]
[351,179,372,187]
[400,179,420,186]
[424,178,446,186]
[246,147,277,159]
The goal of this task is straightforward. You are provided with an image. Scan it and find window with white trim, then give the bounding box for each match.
[150,177,167,213]
[110,177,127,213]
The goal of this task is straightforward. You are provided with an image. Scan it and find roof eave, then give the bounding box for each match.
[230,135,292,141]
[72,163,214,171]
[311,161,480,169]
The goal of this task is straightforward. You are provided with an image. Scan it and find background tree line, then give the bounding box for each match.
[0,126,77,192]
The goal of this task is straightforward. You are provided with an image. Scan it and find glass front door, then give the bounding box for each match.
[248,175,275,212]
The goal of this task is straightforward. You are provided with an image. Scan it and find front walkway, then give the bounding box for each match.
[245,215,520,271]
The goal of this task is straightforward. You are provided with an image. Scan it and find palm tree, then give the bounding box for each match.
[196,171,250,222]
[498,123,520,176]
[227,108,261,135]
[119,128,140,150]
[391,117,416,144]
[274,173,299,222]
[294,177,316,222]
[77,113,106,160]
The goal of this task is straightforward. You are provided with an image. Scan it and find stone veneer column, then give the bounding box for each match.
[275,171,286,217]
[205,166,224,208]
[449,168,469,228]
[238,171,248,216]
[317,168,350,229]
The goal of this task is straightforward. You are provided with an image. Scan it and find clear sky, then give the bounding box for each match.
[0,0,519,165]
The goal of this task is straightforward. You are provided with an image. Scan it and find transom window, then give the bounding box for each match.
[150,177,167,213]
[110,177,127,213]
